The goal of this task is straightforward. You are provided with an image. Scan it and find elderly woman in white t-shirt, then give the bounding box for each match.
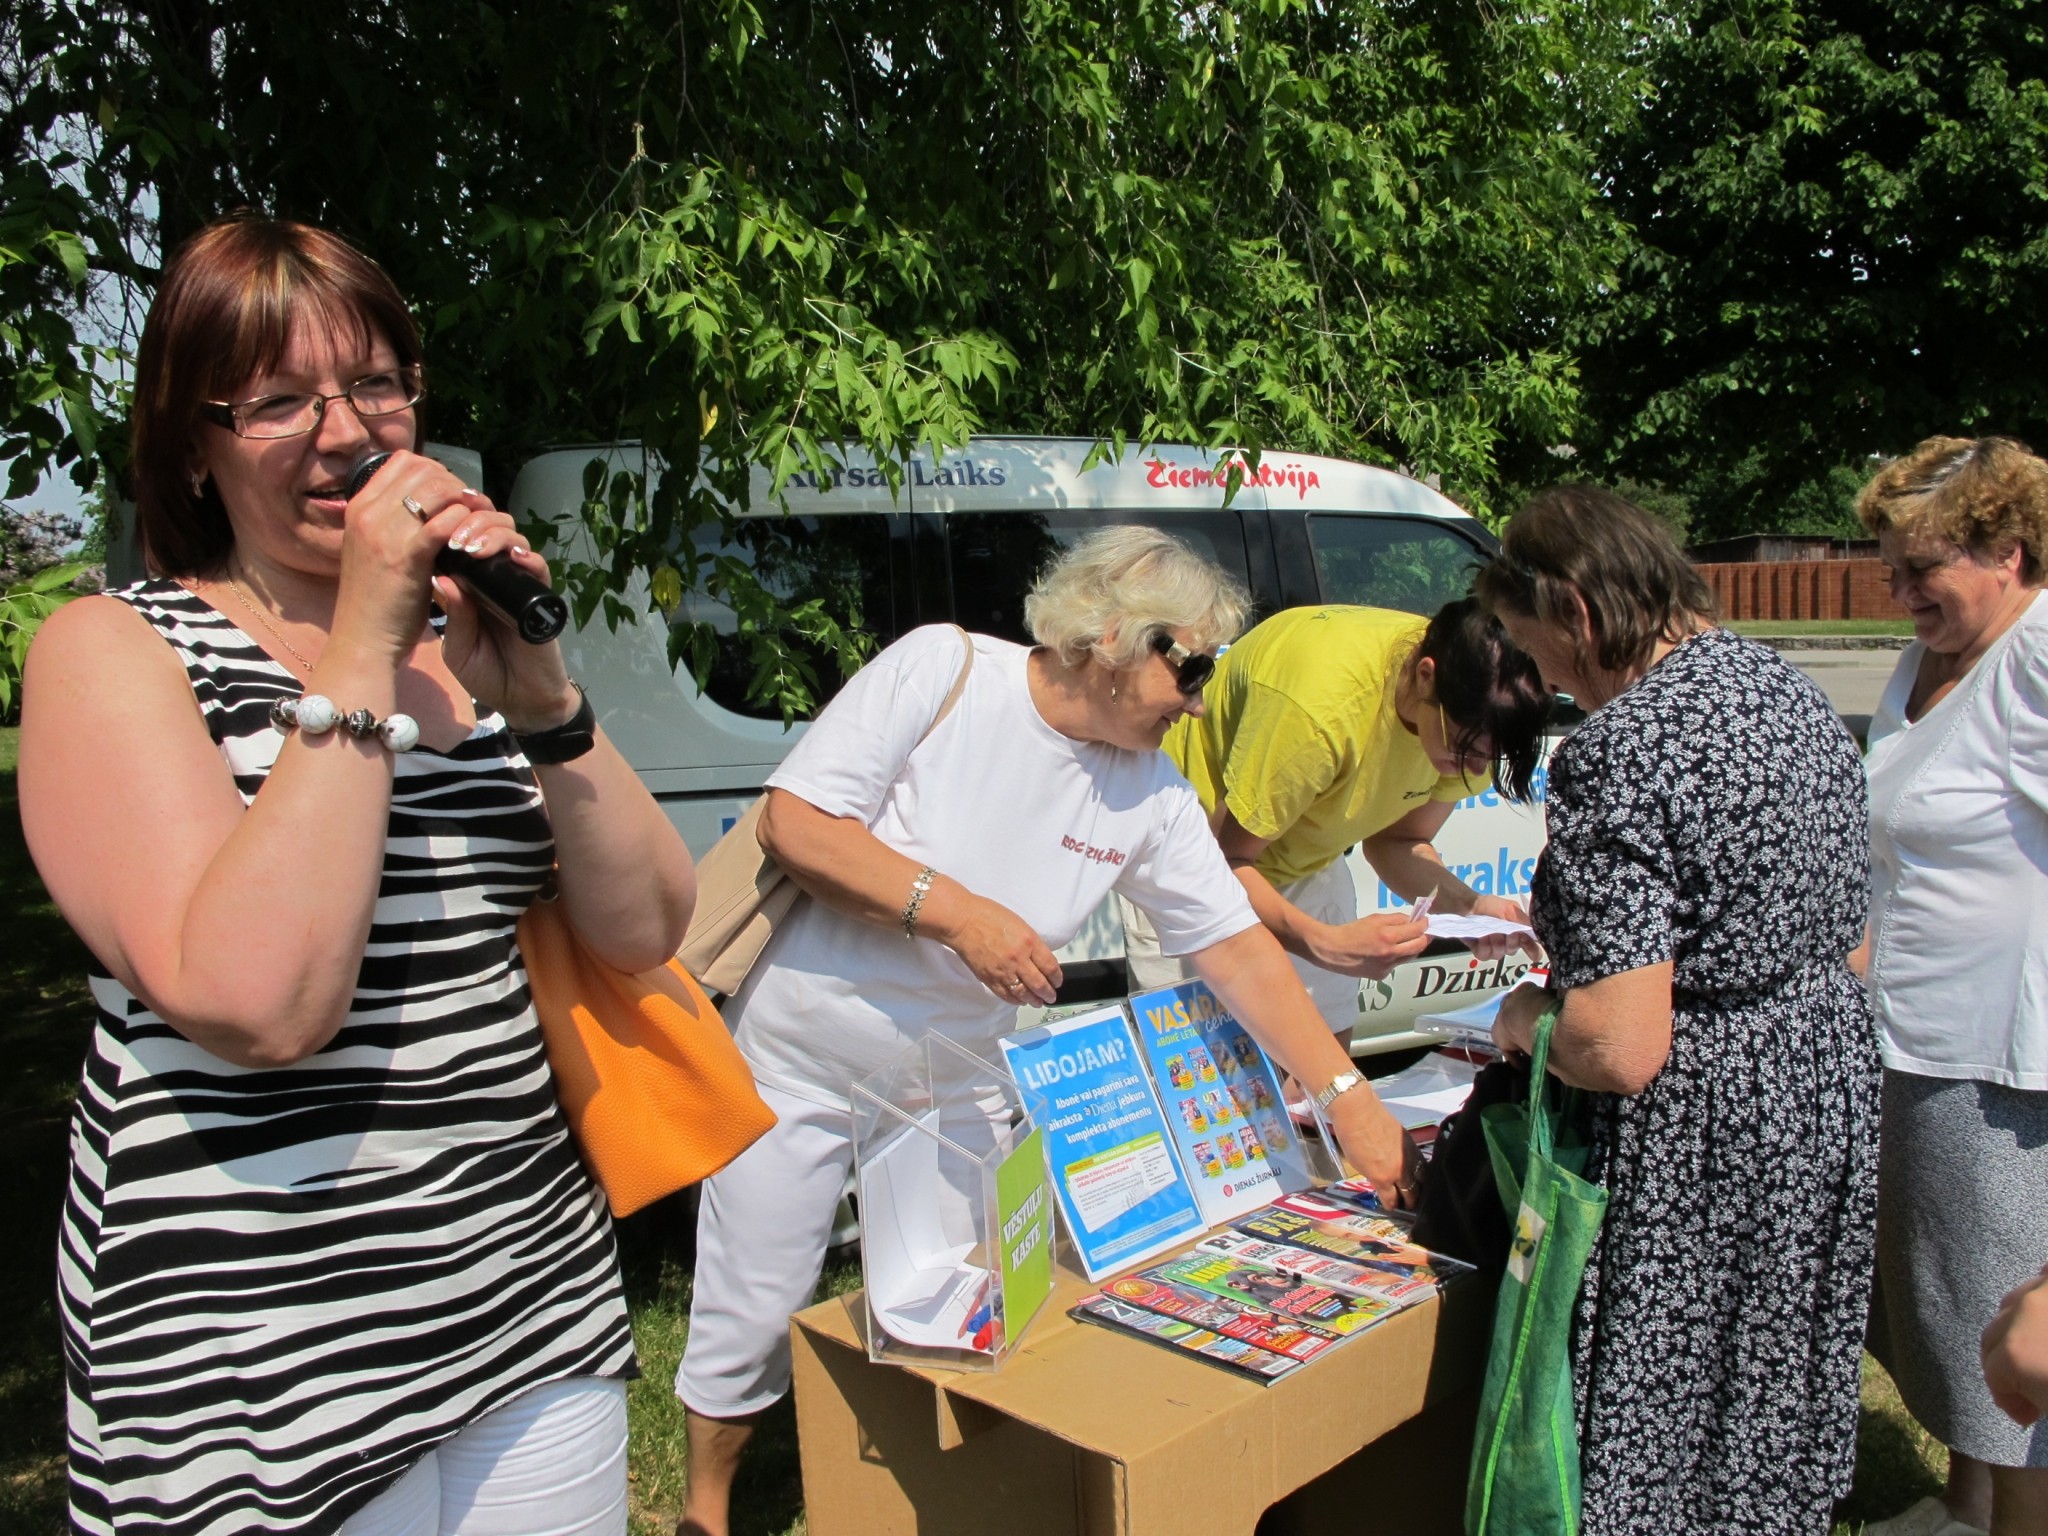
[1857,436,2048,1536]
[672,527,1424,1536]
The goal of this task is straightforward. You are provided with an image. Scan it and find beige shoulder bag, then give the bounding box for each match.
[678,625,975,994]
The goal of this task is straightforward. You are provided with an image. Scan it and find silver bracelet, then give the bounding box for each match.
[270,694,421,753]
[901,866,938,938]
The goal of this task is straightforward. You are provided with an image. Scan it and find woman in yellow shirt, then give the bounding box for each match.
[1126,598,1551,1047]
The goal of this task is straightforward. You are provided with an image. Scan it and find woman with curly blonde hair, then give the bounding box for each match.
[1858,436,2048,1536]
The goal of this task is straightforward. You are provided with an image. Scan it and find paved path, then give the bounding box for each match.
[1779,648,1902,721]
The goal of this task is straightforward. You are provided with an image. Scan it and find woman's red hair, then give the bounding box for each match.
[131,215,422,576]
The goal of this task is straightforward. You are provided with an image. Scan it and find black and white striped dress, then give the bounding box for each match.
[59,580,636,1535]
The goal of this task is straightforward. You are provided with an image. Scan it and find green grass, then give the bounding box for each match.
[0,723,1948,1533]
[1727,618,1915,637]
[616,1244,861,1536]
[1836,1355,1949,1534]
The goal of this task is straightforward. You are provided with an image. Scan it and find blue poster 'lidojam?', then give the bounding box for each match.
[1127,979,1315,1226]
[999,1003,1206,1281]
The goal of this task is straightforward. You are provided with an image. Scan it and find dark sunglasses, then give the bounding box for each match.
[1150,631,1217,696]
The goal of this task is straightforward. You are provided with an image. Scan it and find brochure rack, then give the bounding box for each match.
[850,1033,1056,1373]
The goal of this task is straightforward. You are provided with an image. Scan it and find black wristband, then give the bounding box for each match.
[511,682,597,764]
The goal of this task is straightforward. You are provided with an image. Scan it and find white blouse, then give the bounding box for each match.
[1865,592,2048,1089]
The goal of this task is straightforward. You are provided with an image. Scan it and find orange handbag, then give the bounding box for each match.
[518,894,776,1217]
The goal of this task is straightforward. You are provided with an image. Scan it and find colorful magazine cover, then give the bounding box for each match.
[1236,1204,1466,1286]
[1142,1252,1393,1335]
[1310,1176,1395,1216]
[1127,979,1314,1225]
[1194,1229,1444,1309]
[1069,1294,1300,1382]
[1233,1202,1472,1289]
[1267,1188,1412,1233]
[1100,1273,1345,1363]
[999,1003,1206,1280]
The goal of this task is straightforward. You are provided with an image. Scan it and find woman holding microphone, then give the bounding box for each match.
[19,216,694,1536]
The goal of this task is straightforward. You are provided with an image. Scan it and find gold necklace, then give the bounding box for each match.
[222,565,317,674]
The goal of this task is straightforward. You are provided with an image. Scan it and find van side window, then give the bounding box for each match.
[676,513,900,720]
[1309,515,1487,614]
[944,510,1252,645]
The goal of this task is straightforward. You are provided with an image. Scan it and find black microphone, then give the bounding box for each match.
[344,452,568,644]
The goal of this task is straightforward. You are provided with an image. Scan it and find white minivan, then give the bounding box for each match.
[509,436,1550,1054]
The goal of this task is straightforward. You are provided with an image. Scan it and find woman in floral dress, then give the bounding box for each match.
[1475,485,1880,1535]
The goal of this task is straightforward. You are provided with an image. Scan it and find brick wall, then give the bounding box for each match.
[1694,559,1900,621]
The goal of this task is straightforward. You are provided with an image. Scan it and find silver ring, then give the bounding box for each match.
[401,494,427,521]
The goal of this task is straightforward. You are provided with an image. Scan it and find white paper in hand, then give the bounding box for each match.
[1423,912,1536,942]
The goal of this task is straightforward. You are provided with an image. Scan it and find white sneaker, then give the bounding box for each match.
[1859,1496,1989,1536]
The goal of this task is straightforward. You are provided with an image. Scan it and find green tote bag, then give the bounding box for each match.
[1465,1004,1610,1536]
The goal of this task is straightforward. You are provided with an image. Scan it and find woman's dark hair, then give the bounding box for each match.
[132,214,423,577]
[1416,596,1551,803]
[1472,484,1717,677]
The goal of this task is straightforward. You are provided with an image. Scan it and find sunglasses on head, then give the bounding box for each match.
[1150,631,1217,696]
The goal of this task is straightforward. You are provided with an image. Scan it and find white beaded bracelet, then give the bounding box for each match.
[901,865,938,938]
[270,694,421,753]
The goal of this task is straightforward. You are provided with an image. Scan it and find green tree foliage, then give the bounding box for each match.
[0,501,95,720]
[0,559,88,720]
[0,136,121,503]
[3,0,1636,711]
[1575,0,2048,541]
[0,504,81,586]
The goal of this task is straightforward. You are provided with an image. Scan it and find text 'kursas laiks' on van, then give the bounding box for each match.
[510,436,1556,1057]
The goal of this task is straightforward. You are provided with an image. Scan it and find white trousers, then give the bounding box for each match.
[336,1377,628,1536]
[1120,857,1363,1032]
[676,1083,856,1417]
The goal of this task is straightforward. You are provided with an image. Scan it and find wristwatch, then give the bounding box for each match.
[512,683,598,764]
[1312,1070,1365,1112]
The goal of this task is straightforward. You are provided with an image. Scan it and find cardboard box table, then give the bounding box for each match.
[790,1258,1491,1535]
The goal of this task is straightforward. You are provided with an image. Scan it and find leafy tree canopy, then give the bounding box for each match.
[3,0,1636,711]
[1575,0,2048,541]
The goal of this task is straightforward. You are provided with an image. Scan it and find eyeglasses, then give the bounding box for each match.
[200,365,425,440]
[1151,631,1217,696]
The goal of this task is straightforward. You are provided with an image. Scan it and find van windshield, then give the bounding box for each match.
[1308,515,1488,614]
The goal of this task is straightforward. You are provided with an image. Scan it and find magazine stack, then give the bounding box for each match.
[1066,1182,1474,1382]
